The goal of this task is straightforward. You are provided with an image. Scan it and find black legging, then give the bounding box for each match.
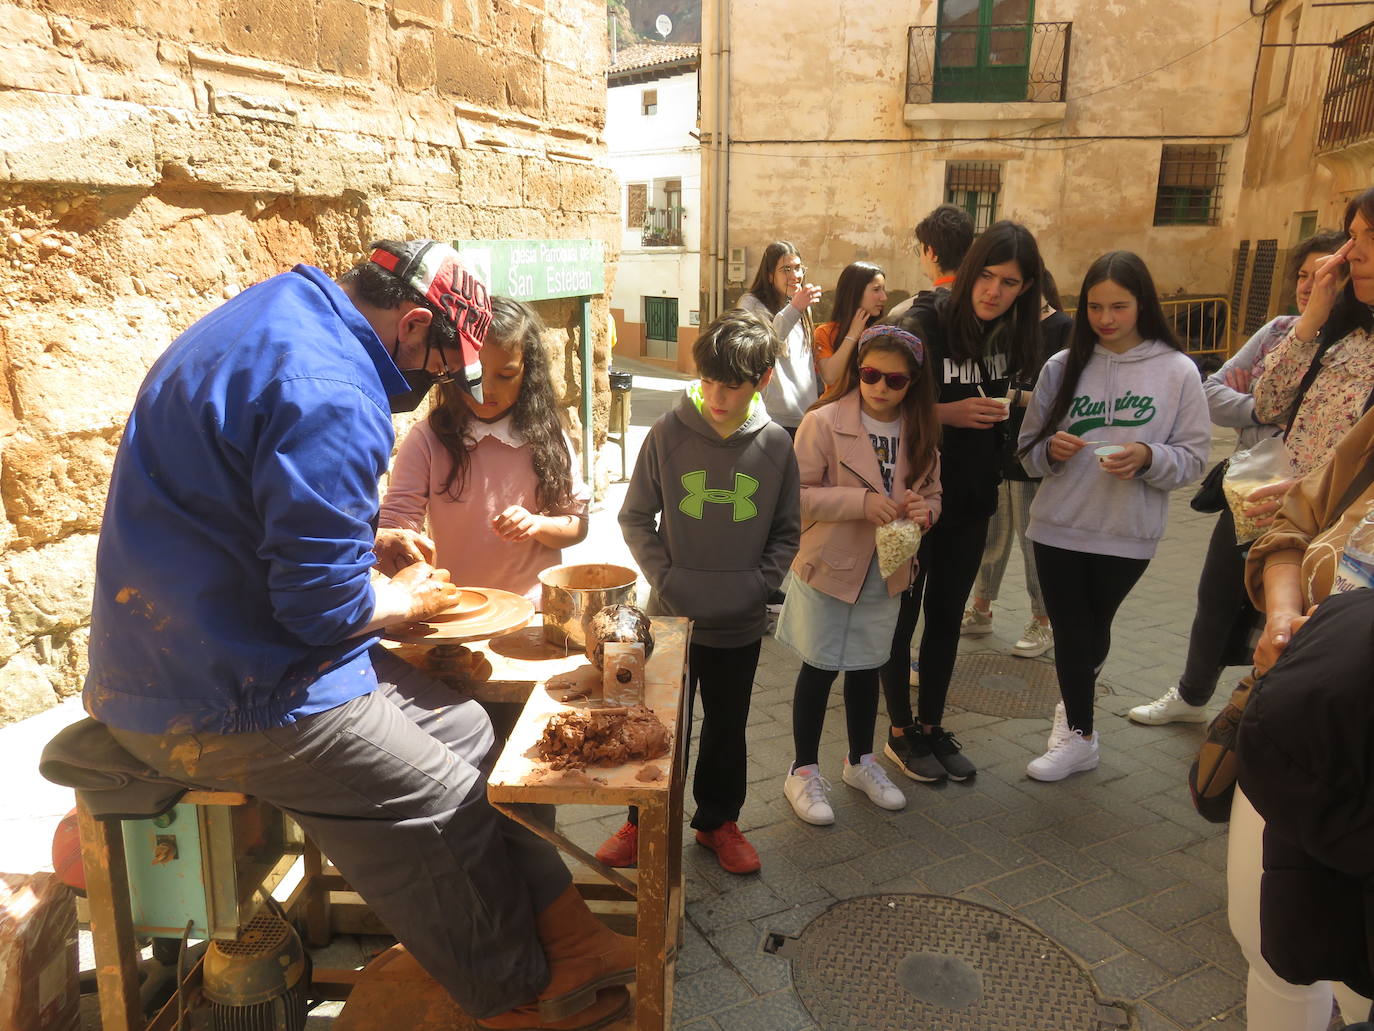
[1178,506,1257,706]
[880,515,990,729]
[1033,542,1150,736]
[792,663,881,768]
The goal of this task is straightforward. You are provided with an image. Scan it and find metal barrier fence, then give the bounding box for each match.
[1061,296,1233,364]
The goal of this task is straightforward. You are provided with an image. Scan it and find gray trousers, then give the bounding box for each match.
[110,647,569,1018]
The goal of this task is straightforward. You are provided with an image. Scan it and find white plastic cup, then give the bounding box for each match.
[1094,444,1126,466]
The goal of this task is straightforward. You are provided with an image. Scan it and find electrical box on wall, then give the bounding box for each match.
[727,246,746,284]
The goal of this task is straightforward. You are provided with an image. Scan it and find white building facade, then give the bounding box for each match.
[607,44,701,372]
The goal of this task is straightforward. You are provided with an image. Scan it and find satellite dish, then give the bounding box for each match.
[655,14,672,38]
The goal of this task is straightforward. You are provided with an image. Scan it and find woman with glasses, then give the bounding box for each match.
[879,221,1045,785]
[741,241,822,436]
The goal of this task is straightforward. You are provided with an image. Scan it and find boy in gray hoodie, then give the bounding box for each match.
[595,310,801,874]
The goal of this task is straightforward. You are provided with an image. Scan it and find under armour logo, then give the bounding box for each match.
[679,470,759,521]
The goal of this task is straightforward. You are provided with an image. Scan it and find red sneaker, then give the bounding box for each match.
[594,821,638,868]
[694,821,760,875]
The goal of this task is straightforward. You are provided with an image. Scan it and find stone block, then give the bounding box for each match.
[291,127,393,199]
[488,0,541,58]
[557,161,616,214]
[319,0,372,78]
[0,7,81,94]
[458,149,523,208]
[396,30,436,93]
[153,113,298,195]
[504,53,544,117]
[5,305,169,437]
[544,61,605,130]
[2,533,98,639]
[77,26,194,108]
[435,31,503,107]
[521,156,559,208]
[2,433,117,547]
[217,0,320,69]
[392,0,444,24]
[0,652,58,725]
[0,93,157,189]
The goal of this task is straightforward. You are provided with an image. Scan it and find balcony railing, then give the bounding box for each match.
[642,205,685,247]
[906,22,1071,105]
[1318,21,1374,151]
[1065,296,1232,362]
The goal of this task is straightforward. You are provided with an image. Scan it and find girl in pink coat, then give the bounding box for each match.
[777,326,943,826]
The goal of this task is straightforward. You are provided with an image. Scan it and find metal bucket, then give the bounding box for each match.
[538,563,639,649]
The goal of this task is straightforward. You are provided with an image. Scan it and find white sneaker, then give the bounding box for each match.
[784,764,835,825]
[960,607,993,636]
[1013,621,1053,658]
[842,755,907,810]
[1127,686,1208,726]
[1048,702,1070,751]
[1027,729,1100,782]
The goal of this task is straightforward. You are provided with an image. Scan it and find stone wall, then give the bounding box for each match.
[0,0,620,724]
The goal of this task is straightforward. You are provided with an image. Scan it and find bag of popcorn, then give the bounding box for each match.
[876,518,922,578]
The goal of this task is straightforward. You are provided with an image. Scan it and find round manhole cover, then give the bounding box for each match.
[945,652,1112,719]
[791,894,1109,1030]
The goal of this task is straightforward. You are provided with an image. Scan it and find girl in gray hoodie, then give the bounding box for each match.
[1017,251,1210,782]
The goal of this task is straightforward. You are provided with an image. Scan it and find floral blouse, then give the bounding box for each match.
[1253,324,1374,475]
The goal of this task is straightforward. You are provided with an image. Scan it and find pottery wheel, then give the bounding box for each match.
[383,587,535,645]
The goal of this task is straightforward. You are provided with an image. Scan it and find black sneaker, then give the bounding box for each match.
[926,727,976,781]
[882,728,947,783]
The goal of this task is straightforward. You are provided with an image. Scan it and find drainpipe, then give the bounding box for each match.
[580,295,593,484]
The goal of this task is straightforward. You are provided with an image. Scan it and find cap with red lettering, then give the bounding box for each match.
[368,240,492,388]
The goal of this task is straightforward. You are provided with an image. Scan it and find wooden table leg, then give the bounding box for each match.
[302,837,332,948]
[76,794,144,1031]
[635,795,679,1031]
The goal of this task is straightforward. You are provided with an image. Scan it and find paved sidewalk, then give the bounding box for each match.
[560,357,1257,1030]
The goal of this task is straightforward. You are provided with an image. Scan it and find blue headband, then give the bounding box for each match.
[858,325,925,367]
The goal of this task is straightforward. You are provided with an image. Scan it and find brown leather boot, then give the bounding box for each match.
[475,986,630,1030]
[529,883,637,1021]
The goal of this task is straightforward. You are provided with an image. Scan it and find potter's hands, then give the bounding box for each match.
[374,527,437,576]
[365,562,463,634]
[1047,431,1088,463]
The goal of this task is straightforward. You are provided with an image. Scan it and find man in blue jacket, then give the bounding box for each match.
[83,241,632,1030]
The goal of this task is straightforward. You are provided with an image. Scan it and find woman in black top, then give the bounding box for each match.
[880,221,1045,783]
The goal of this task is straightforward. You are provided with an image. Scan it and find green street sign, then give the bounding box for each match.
[454,238,605,301]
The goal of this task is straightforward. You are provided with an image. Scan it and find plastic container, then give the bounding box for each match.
[1333,510,1374,593]
[1094,444,1125,465]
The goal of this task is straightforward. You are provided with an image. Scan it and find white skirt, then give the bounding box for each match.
[775,554,900,671]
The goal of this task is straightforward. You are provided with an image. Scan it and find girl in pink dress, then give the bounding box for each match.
[380,298,590,605]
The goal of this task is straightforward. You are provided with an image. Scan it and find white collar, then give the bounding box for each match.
[467,414,522,448]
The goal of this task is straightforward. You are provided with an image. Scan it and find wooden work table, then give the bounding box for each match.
[485,615,690,1031]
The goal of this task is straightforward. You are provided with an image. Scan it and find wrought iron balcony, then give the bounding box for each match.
[641,205,685,247]
[1318,21,1374,152]
[906,21,1071,104]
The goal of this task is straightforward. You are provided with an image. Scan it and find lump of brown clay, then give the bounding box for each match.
[585,605,654,670]
[535,705,671,770]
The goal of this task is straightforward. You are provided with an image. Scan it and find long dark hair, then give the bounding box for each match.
[746,240,814,348]
[939,221,1044,381]
[813,331,939,490]
[825,261,885,379]
[428,297,573,511]
[1023,251,1179,452]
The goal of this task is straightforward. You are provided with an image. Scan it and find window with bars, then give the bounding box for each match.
[1154,144,1227,226]
[1230,240,1250,333]
[1244,239,1279,335]
[627,184,646,230]
[945,162,1001,232]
